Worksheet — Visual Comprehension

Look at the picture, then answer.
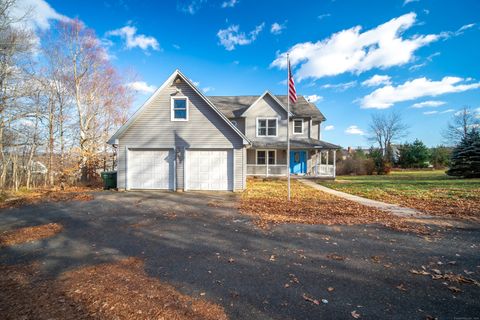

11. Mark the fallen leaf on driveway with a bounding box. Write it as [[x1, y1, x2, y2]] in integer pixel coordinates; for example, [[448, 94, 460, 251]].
[[327, 287, 334, 292], [396, 284, 407, 291], [327, 254, 345, 261], [447, 286, 462, 294], [302, 293, 320, 305], [269, 255, 276, 261], [351, 310, 361, 318], [228, 258, 235, 263], [410, 269, 430, 275]]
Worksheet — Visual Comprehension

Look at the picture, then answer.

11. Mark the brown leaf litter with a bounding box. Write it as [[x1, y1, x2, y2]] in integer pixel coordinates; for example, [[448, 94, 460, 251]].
[[240, 179, 433, 234], [0, 223, 63, 247], [0, 257, 227, 320], [0, 187, 94, 209]]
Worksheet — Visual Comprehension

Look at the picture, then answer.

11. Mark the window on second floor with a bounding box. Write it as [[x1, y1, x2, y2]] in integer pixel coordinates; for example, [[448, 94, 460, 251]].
[[293, 119, 303, 134], [257, 118, 277, 137], [171, 97, 188, 121]]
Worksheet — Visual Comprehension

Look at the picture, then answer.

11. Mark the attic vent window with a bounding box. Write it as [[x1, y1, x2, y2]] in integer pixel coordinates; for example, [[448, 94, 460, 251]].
[[171, 97, 188, 121]]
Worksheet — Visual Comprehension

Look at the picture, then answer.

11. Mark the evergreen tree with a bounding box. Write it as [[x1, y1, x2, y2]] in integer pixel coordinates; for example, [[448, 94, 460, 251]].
[[398, 139, 430, 168], [447, 130, 480, 178]]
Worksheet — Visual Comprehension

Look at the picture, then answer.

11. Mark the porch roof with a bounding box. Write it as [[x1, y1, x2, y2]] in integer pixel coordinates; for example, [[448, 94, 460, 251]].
[[250, 138, 340, 150]]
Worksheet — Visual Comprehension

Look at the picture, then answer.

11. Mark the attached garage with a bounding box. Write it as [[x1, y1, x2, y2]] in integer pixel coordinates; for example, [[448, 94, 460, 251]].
[[185, 149, 233, 191], [127, 149, 174, 190]]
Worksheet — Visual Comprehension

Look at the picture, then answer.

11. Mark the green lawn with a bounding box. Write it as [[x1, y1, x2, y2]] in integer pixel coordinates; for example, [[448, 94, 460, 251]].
[[318, 170, 480, 217]]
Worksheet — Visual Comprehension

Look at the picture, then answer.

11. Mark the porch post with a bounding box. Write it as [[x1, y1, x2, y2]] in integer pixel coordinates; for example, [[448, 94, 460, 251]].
[[326, 150, 329, 166], [315, 150, 319, 176], [333, 150, 336, 178], [266, 157, 269, 177]]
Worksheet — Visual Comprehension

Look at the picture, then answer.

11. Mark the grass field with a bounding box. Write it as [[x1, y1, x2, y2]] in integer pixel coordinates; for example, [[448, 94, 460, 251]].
[[318, 170, 480, 218]]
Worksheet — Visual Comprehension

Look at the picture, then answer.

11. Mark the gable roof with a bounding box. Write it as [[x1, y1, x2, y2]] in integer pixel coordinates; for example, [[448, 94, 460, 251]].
[[207, 94, 326, 121], [238, 91, 293, 117], [108, 69, 250, 145]]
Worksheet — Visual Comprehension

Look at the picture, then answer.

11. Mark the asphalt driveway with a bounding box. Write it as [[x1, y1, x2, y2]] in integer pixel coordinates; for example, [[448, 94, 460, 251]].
[[1, 190, 479, 319]]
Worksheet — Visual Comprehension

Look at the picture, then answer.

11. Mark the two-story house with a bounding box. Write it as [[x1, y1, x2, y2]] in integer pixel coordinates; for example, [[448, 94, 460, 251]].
[[108, 69, 340, 191]]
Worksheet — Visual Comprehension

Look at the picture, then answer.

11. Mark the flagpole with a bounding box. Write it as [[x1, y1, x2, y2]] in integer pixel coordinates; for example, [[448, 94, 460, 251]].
[[287, 54, 291, 201]]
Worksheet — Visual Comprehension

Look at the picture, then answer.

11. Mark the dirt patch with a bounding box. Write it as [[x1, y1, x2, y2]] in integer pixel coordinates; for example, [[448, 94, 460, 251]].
[[239, 179, 433, 234], [0, 258, 228, 320], [0, 223, 63, 247], [0, 187, 95, 209]]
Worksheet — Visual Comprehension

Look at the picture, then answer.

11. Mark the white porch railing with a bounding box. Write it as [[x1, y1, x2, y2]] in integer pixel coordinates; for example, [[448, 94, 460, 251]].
[[247, 164, 288, 176], [247, 164, 335, 177], [312, 164, 335, 177]]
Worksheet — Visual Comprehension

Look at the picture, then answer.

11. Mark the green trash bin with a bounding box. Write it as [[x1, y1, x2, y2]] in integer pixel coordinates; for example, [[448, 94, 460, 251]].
[[101, 171, 117, 190]]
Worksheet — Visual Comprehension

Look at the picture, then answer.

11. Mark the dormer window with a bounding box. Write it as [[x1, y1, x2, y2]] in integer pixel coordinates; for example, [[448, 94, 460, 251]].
[[171, 97, 188, 121], [293, 119, 303, 134], [257, 118, 277, 137]]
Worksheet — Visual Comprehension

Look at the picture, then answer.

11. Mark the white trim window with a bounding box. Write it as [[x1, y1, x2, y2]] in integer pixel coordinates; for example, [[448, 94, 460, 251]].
[[257, 118, 278, 137], [171, 96, 188, 121], [293, 119, 303, 134], [256, 150, 276, 165]]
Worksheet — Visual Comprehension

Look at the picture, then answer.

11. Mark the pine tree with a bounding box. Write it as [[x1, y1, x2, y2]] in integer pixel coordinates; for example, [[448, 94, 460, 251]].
[[447, 130, 480, 178]]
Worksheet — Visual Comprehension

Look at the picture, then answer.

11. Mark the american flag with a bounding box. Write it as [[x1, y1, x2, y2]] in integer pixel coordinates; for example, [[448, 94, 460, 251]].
[[288, 59, 297, 104]]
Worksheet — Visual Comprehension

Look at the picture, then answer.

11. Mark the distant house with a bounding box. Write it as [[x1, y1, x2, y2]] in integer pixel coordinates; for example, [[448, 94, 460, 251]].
[[108, 69, 339, 191]]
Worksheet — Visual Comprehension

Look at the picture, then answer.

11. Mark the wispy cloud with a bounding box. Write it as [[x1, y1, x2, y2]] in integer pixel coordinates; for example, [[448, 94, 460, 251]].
[[270, 22, 286, 35], [423, 110, 438, 115], [127, 81, 156, 94], [324, 125, 335, 131], [106, 24, 160, 52], [305, 94, 323, 103], [411, 100, 446, 108], [12, 0, 69, 30], [271, 13, 440, 81], [322, 81, 357, 92], [361, 76, 480, 109], [221, 0, 238, 8], [345, 125, 365, 135], [202, 86, 214, 93], [317, 13, 331, 20], [178, 0, 206, 15], [440, 109, 456, 114], [403, 0, 419, 6], [217, 23, 265, 50], [362, 75, 392, 87]]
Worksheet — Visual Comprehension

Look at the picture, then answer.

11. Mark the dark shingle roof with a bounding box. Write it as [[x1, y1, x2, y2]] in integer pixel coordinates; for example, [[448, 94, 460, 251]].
[[207, 94, 326, 121], [251, 138, 340, 150]]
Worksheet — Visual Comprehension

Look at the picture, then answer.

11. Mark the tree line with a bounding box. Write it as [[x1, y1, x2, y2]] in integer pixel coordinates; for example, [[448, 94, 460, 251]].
[[0, 0, 133, 191], [338, 107, 480, 177]]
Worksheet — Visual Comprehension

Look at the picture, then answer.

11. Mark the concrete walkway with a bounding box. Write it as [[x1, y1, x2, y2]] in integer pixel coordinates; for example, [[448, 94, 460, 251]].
[[299, 179, 426, 218]]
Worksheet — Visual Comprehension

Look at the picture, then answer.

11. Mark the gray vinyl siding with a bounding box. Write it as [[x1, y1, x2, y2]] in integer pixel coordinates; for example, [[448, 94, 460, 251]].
[[244, 94, 288, 142], [311, 122, 320, 139], [117, 77, 244, 190], [234, 147, 246, 191]]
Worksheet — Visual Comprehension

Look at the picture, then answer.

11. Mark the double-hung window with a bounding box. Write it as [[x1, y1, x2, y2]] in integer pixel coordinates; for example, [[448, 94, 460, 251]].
[[293, 119, 303, 134], [256, 150, 276, 165], [171, 97, 188, 121], [257, 118, 277, 137]]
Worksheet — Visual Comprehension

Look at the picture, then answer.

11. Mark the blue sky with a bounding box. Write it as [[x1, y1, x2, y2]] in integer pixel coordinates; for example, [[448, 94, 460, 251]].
[[27, 0, 480, 147]]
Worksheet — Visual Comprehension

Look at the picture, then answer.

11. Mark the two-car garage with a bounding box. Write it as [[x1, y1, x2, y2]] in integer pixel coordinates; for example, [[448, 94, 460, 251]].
[[126, 148, 233, 191]]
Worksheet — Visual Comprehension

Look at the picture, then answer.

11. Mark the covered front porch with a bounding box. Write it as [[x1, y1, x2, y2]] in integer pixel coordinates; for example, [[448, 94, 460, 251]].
[[246, 140, 338, 178]]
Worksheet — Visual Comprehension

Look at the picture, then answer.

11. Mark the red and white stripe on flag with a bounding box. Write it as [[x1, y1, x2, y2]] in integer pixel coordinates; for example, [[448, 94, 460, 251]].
[[288, 60, 297, 104]]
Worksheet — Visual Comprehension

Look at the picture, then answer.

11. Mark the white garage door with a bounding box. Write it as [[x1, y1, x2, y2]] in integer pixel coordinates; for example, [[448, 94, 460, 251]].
[[128, 149, 174, 190], [186, 150, 233, 191]]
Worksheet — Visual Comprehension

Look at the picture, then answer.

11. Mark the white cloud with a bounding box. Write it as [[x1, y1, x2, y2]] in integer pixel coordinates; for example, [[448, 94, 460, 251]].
[[324, 125, 335, 131], [403, 0, 419, 5], [361, 76, 480, 109], [217, 23, 265, 50], [305, 94, 323, 103], [271, 13, 439, 81], [106, 24, 160, 51], [411, 100, 446, 108], [178, 0, 205, 14], [271, 22, 286, 35], [440, 109, 456, 114], [127, 81, 156, 94], [318, 13, 331, 20], [362, 75, 392, 87], [221, 0, 238, 8], [191, 80, 200, 87], [345, 125, 365, 135], [12, 0, 69, 30], [423, 110, 438, 115], [322, 81, 357, 92], [202, 86, 214, 93]]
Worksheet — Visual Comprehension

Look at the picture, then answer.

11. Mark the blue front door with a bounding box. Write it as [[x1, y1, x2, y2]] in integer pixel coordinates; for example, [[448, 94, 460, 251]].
[[290, 151, 306, 174]]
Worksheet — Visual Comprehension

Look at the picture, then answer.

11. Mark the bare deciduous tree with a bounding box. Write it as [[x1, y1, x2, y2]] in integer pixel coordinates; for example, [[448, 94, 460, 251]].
[[368, 111, 409, 158], [443, 107, 480, 146]]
